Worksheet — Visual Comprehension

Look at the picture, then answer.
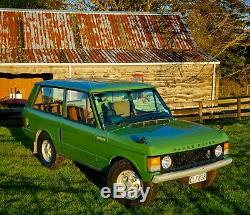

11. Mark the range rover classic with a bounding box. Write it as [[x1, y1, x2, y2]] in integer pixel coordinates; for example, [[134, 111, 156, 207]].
[[22, 80, 232, 207]]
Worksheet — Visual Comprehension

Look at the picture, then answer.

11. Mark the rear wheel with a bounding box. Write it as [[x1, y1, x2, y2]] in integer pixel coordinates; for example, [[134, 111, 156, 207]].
[[37, 132, 64, 169], [179, 170, 218, 189], [107, 159, 157, 207]]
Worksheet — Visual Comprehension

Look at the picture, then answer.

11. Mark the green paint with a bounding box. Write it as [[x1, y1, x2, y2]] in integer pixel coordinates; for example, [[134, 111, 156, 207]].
[[23, 79, 230, 183]]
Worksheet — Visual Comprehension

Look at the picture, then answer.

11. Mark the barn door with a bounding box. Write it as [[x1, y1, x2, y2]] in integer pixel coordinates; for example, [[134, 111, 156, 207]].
[[0, 73, 52, 100]]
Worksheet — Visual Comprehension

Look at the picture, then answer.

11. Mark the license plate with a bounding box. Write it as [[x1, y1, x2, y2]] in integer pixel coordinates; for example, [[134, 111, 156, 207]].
[[189, 173, 207, 184]]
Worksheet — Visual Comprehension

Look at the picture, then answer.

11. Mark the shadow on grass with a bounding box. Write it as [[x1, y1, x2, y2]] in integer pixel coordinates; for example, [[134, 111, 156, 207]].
[[207, 185, 246, 214], [74, 162, 107, 189], [204, 118, 239, 126], [0, 176, 45, 214], [0, 172, 89, 212], [204, 118, 249, 126], [4, 127, 107, 191], [7, 127, 34, 153]]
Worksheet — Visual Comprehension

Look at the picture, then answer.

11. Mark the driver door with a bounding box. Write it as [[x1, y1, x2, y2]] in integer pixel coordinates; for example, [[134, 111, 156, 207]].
[[61, 89, 98, 168]]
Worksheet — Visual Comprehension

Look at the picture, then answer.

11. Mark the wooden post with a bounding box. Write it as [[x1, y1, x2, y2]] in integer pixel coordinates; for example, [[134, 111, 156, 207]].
[[237, 98, 241, 120], [198, 101, 203, 123]]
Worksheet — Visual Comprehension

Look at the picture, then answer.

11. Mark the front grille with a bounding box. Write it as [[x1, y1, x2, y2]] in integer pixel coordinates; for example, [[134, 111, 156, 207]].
[[162, 144, 224, 173]]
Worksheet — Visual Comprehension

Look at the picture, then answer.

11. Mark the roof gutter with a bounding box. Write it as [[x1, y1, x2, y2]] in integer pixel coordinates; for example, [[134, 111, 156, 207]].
[[0, 62, 220, 66]]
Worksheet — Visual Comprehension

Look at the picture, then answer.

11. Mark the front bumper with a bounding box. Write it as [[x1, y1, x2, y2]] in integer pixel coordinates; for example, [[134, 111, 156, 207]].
[[152, 158, 232, 183]]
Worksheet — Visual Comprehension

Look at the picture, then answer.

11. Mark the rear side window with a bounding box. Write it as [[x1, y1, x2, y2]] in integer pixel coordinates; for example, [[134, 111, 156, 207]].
[[33, 87, 64, 116], [66, 90, 95, 127]]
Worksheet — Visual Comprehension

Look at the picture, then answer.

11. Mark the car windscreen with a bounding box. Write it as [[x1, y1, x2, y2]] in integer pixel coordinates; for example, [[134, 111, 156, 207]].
[[93, 89, 171, 127]]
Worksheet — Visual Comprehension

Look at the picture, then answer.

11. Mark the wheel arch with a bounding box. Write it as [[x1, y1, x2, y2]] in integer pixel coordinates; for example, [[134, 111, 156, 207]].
[[109, 156, 142, 178], [33, 129, 50, 154]]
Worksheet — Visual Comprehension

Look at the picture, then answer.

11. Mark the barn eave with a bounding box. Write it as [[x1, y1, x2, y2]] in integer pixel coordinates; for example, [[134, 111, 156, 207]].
[[0, 62, 220, 66]]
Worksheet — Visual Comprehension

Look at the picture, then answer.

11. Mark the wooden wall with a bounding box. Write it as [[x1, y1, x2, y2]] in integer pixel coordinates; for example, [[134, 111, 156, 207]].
[[0, 77, 42, 99], [0, 64, 219, 106]]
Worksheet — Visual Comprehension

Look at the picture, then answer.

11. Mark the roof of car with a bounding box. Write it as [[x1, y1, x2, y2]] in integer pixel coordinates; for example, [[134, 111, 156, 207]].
[[37, 79, 154, 93]]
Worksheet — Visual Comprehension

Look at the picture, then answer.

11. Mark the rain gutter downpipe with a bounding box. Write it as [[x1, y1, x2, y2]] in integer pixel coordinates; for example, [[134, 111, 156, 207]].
[[68, 64, 72, 79]]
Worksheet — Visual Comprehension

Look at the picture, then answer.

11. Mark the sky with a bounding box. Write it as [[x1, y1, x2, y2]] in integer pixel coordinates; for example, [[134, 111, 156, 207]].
[[246, 0, 250, 6]]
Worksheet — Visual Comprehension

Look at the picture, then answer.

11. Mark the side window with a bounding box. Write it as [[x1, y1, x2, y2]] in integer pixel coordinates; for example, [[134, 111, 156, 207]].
[[66, 90, 95, 127], [33, 87, 64, 116]]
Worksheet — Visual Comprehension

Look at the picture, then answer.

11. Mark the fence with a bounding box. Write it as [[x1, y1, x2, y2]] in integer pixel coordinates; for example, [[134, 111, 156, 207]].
[[1, 97, 250, 126], [169, 97, 250, 123]]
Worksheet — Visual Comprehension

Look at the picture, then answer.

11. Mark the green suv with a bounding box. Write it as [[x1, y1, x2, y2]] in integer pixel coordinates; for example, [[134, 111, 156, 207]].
[[22, 79, 232, 207]]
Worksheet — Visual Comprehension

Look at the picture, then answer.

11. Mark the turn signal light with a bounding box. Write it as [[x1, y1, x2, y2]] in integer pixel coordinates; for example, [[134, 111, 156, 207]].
[[224, 142, 230, 155], [147, 157, 161, 172]]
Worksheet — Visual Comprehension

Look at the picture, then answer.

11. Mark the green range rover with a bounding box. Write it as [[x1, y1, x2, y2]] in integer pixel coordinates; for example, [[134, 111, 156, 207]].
[[23, 79, 232, 207]]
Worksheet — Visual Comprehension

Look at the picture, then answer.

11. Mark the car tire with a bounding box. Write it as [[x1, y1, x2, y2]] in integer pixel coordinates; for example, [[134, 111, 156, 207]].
[[179, 170, 218, 189], [107, 159, 157, 207], [37, 132, 64, 169]]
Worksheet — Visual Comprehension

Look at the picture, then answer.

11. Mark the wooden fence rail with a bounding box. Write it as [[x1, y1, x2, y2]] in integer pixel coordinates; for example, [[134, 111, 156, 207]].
[[1, 97, 250, 126], [169, 97, 250, 123]]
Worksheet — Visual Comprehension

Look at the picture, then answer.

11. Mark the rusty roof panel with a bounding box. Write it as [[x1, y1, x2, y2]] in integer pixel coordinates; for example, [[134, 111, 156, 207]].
[[0, 9, 213, 63], [0, 11, 19, 49]]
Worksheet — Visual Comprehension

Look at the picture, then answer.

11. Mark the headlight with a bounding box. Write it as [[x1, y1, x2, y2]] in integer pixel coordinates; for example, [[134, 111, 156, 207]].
[[215, 145, 223, 157], [162, 156, 172, 169]]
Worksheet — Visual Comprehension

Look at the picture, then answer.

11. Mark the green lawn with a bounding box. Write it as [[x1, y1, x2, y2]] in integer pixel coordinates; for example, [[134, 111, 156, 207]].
[[0, 119, 250, 214]]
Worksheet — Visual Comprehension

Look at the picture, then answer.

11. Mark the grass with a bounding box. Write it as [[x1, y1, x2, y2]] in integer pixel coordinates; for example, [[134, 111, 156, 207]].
[[0, 119, 250, 214]]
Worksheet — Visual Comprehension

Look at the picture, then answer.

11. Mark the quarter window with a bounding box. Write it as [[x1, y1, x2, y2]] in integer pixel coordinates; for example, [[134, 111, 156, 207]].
[[66, 90, 95, 127], [33, 87, 64, 116]]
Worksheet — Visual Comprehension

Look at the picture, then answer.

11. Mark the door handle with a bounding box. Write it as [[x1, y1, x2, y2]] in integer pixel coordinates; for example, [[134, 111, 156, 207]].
[[96, 136, 106, 142]]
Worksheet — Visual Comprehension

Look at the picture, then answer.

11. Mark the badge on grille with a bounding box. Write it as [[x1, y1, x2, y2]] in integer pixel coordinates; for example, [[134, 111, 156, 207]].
[[206, 149, 211, 158]]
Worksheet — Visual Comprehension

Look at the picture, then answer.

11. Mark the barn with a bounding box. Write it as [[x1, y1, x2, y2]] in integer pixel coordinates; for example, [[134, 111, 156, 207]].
[[0, 8, 220, 107]]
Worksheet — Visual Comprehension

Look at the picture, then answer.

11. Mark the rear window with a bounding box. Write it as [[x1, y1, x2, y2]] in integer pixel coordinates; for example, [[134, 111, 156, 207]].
[[33, 87, 64, 116]]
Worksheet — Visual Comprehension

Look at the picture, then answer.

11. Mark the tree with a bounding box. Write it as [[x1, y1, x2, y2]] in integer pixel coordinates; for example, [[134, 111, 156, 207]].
[[90, 0, 249, 78], [90, 0, 166, 12], [169, 0, 249, 77], [0, 0, 66, 9], [66, 0, 91, 10]]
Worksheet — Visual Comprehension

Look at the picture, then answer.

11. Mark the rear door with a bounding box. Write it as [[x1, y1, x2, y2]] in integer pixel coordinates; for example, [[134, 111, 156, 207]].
[[61, 89, 100, 168]]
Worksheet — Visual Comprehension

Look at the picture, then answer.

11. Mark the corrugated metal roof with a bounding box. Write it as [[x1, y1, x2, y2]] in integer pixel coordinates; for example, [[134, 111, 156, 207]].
[[0, 9, 213, 63]]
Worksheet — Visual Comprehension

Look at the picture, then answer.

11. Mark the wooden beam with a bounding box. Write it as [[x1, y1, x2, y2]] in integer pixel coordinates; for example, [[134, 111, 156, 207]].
[[237, 98, 241, 120]]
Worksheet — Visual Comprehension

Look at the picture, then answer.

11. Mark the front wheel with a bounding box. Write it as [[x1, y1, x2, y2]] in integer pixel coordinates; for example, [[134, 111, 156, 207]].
[[37, 132, 64, 169], [107, 159, 157, 207]]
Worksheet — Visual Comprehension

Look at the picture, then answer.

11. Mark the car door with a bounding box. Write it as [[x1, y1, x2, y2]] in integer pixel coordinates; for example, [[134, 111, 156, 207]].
[[61, 89, 99, 168]]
